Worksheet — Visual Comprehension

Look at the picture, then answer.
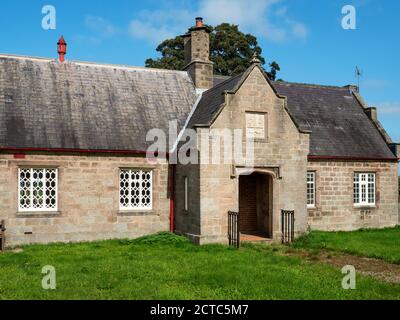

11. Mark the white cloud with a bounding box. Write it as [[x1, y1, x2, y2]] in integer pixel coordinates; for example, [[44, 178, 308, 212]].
[[377, 102, 400, 115], [288, 20, 308, 39], [129, 9, 193, 44], [198, 0, 307, 42], [128, 0, 308, 44], [275, 6, 288, 17], [73, 34, 102, 46], [363, 79, 392, 90], [85, 16, 118, 38]]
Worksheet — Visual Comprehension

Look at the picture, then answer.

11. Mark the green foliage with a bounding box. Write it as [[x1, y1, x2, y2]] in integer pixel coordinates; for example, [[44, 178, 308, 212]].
[[145, 23, 281, 80], [293, 226, 400, 264], [1, 233, 399, 299], [131, 232, 189, 245], [145, 36, 185, 71]]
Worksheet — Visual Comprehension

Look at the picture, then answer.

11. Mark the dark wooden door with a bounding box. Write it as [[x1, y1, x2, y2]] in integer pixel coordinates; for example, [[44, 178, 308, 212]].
[[239, 175, 257, 232]]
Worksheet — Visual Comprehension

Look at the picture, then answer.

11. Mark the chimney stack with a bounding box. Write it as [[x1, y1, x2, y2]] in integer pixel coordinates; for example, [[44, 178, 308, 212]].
[[57, 36, 67, 62], [389, 143, 400, 158], [195, 17, 204, 28], [365, 107, 377, 122], [183, 18, 213, 90]]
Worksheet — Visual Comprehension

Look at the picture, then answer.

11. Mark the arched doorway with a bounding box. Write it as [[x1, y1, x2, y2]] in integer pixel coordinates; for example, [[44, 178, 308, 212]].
[[239, 172, 273, 239]]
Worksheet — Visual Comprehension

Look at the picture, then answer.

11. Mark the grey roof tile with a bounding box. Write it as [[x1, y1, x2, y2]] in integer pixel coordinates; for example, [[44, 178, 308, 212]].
[[191, 73, 396, 159], [273, 81, 395, 159], [0, 55, 395, 160], [0, 55, 197, 152]]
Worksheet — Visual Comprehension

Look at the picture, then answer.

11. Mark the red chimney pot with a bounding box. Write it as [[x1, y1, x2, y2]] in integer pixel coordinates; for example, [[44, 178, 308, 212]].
[[57, 36, 67, 62], [195, 17, 204, 28]]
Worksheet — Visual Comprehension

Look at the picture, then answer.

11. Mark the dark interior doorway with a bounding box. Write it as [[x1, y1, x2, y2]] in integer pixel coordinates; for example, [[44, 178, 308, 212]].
[[239, 173, 272, 238]]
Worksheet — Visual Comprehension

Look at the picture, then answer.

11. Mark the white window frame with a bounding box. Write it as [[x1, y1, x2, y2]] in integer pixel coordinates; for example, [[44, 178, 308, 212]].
[[18, 168, 58, 212], [307, 171, 316, 208], [184, 176, 188, 211], [354, 172, 376, 206], [119, 169, 153, 211]]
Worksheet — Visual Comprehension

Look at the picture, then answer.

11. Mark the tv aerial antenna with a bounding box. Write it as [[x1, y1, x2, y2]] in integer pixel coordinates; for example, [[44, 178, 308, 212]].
[[355, 66, 363, 91]]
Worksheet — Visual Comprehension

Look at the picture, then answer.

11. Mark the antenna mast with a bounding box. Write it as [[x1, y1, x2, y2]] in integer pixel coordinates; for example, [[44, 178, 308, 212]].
[[355, 66, 362, 91]]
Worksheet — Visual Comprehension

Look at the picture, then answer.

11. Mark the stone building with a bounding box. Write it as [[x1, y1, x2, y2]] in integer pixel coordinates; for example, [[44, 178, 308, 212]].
[[0, 18, 398, 247]]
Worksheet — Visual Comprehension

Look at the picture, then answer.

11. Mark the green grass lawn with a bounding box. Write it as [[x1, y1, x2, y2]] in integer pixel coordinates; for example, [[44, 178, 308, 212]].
[[0, 232, 399, 300], [293, 226, 400, 264]]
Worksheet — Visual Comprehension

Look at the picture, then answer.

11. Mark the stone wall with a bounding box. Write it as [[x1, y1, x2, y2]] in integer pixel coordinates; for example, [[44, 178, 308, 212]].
[[175, 66, 310, 244], [183, 25, 213, 90], [0, 153, 170, 247], [307, 160, 399, 230], [174, 162, 201, 242]]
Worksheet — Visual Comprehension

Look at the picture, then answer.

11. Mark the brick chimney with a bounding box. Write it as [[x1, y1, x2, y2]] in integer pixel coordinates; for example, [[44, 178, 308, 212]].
[[57, 36, 67, 62], [183, 17, 213, 90]]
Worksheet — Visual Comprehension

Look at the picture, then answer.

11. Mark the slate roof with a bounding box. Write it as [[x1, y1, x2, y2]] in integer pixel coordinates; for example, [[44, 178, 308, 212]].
[[213, 75, 231, 87], [273, 81, 396, 159], [189, 68, 396, 159], [188, 73, 244, 127], [0, 55, 395, 160], [0, 54, 197, 152]]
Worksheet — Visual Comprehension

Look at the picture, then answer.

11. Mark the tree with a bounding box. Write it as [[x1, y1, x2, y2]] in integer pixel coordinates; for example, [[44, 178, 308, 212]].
[[145, 23, 281, 80]]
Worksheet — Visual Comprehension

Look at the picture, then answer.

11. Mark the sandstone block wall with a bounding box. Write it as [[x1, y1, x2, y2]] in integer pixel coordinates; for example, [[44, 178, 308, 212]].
[[0, 153, 170, 247], [175, 67, 310, 244], [307, 161, 399, 230], [174, 162, 201, 241]]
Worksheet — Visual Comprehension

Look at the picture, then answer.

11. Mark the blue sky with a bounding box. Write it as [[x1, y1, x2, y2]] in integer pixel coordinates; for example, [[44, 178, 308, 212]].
[[0, 0, 399, 143]]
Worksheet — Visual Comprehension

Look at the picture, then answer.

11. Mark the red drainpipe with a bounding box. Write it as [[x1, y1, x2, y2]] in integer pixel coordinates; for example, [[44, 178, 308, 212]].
[[169, 164, 176, 233]]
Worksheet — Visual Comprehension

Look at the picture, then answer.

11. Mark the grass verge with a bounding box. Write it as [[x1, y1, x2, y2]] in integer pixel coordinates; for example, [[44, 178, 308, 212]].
[[293, 226, 400, 264], [0, 232, 399, 300]]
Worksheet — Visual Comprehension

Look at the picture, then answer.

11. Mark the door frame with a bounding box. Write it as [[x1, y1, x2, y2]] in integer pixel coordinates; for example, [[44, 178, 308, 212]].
[[235, 167, 280, 240]]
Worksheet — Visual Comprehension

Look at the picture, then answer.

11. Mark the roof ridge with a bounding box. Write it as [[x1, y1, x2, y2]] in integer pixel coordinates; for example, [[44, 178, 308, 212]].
[[273, 80, 349, 90], [213, 75, 231, 79], [207, 72, 243, 92], [0, 53, 189, 75]]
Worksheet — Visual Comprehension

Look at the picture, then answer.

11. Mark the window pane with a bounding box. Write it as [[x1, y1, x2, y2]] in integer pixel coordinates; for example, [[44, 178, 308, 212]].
[[184, 177, 188, 211], [361, 184, 366, 202], [45, 169, 57, 209], [307, 172, 315, 206], [368, 173, 375, 204], [354, 173, 360, 204], [119, 169, 152, 210], [19, 168, 57, 212], [19, 169, 31, 209], [354, 172, 375, 205]]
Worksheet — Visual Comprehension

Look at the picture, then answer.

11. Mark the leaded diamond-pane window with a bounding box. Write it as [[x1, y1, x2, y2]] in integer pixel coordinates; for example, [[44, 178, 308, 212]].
[[354, 173, 375, 206], [19, 168, 58, 212], [119, 169, 152, 210]]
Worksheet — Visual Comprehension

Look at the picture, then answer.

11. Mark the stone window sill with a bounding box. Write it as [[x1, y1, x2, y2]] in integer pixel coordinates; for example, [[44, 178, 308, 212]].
[[242, 138, 270, 143], [16, 211, 61, 218], [117, 210, 159, 216], [354, 205, 377, 210]]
